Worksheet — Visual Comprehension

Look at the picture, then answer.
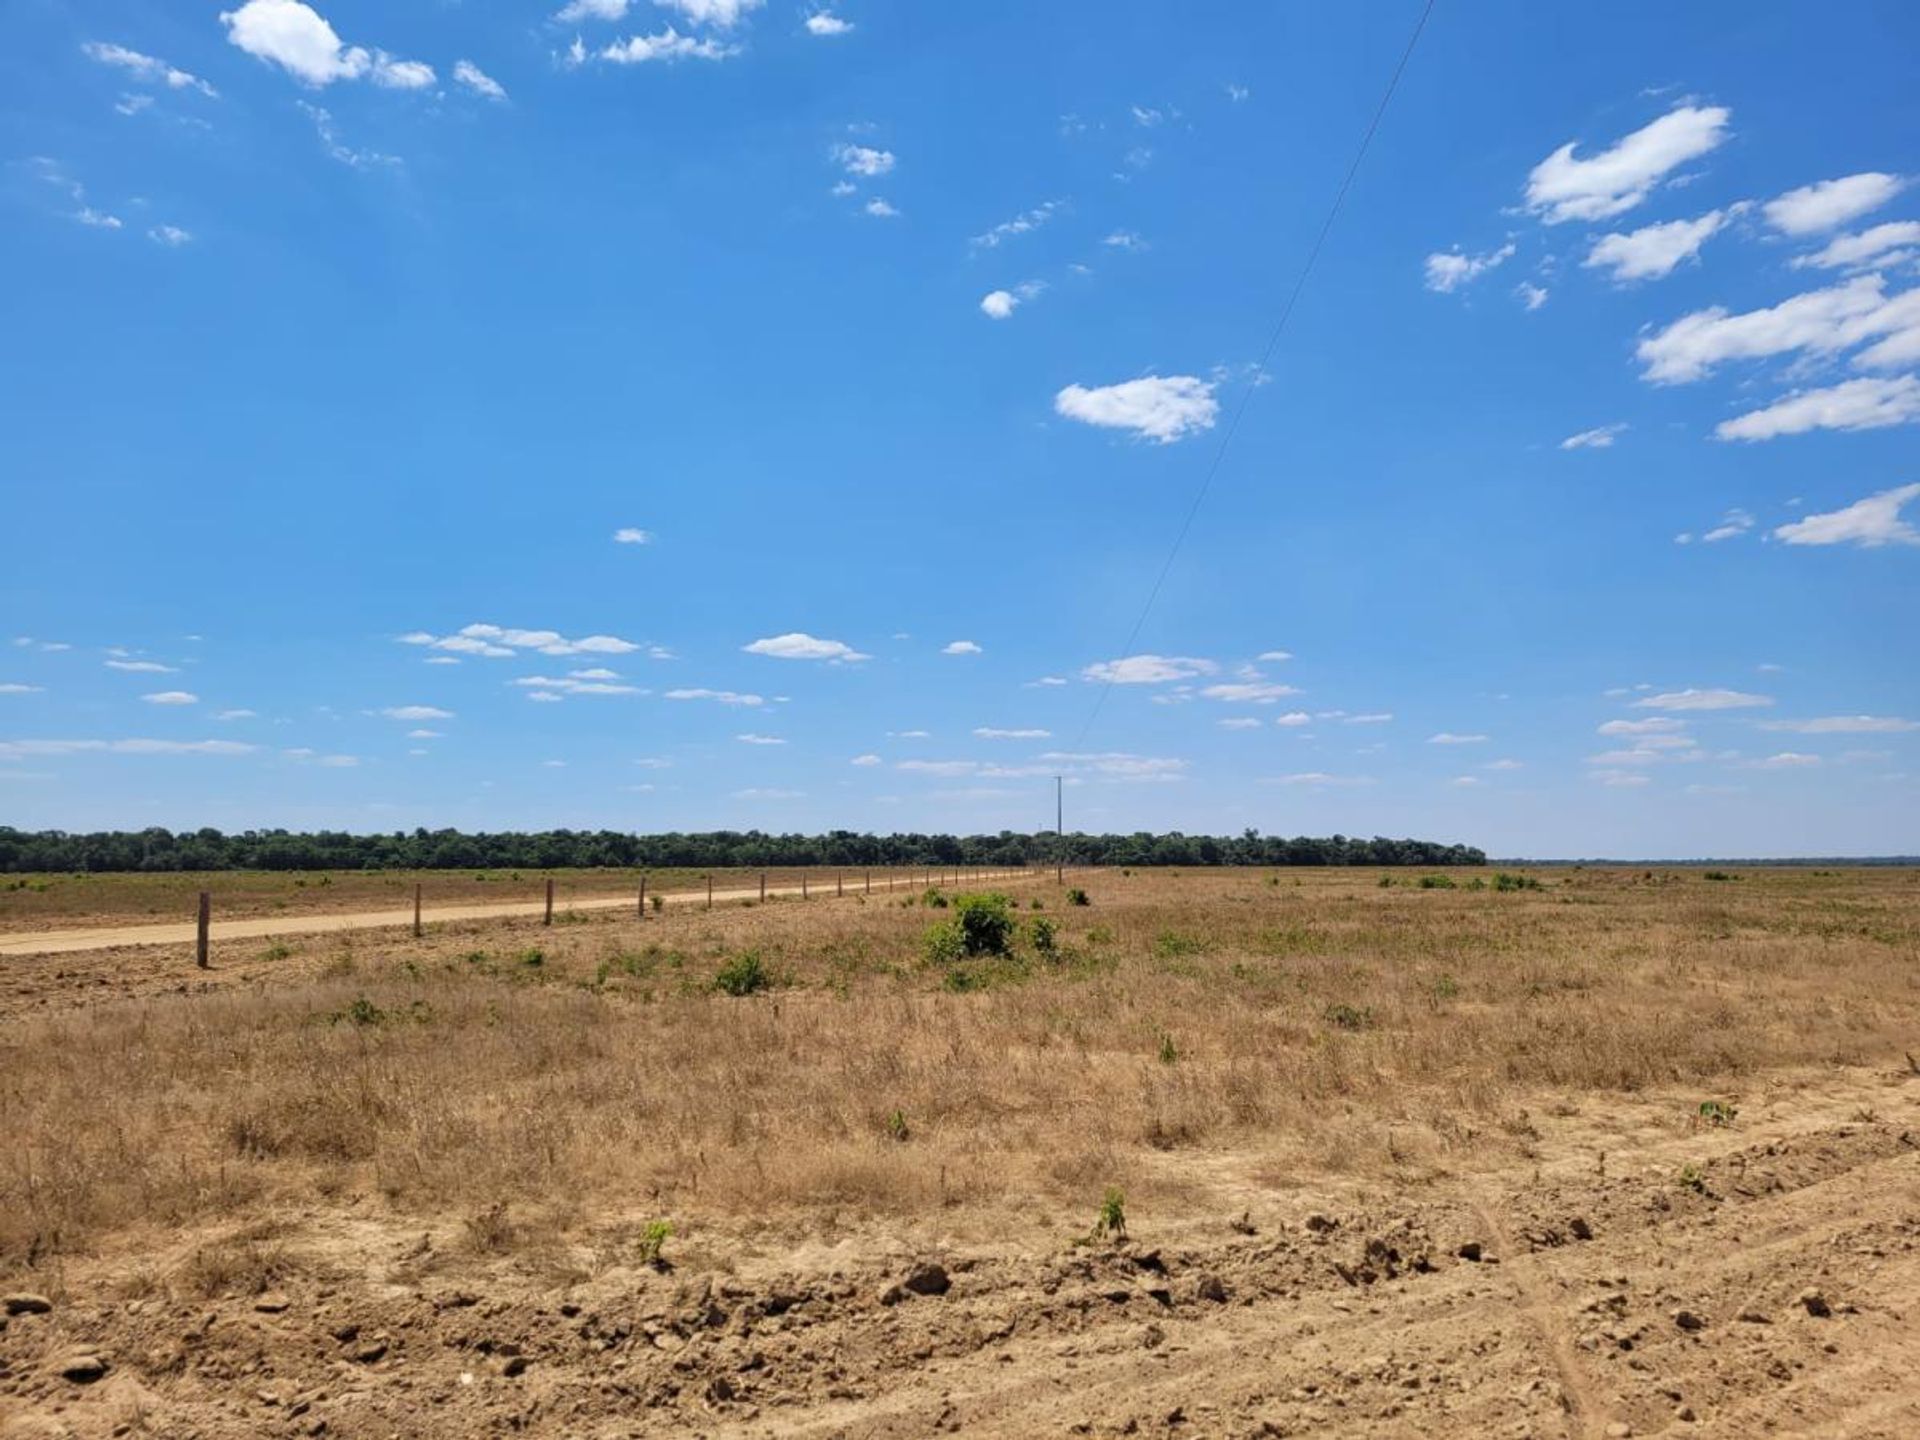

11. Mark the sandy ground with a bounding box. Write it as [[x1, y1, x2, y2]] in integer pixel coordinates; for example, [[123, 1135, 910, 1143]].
[[0, 870, 1033, 959], [3, 1067, 1915, 1438]]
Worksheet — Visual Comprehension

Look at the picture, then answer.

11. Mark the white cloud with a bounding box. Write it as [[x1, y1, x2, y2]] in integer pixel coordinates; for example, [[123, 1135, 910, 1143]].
[[1423, 241, 1515, 293], [970, 202, 1062, 250], [1637, 275, 1920, 385], [401, 624, 643, 658], [1345, 712, 1393, 725], [75, 207, 123, 230], [105, 659, 177, 673], [509, 674, 641, 696], [0, 738, 256, 759], [141, 691, 198, 705], [215, 709, 257, 721], [1759, 715, 1917, 734], [1560, 422, 1627, 450], [1525, 105, 1731, 224], [1773, 482, 1920, 548], [1591, 770, 1652, 788], [1598, 716, 1685, 736], [1256, 649, 1294, 662], [1131, 104, 1164, 128], [805, 13, 852, 37], [147, 225, 193, 247], [656, 0, 765, 26], [1515, 281, 1550, 311], [1219, 717, 1262, 731], [81, 41, 217, 97], [220, 1, 432, 89], [1745, 751, 1823, 770], [850, 753, 881, 765], [1483, 758, 1525, 771], [1450, 775, 1483, 788], [1427, 732, 1488, 744], [974, 727, 1050, 739], [0, 684, 45, 695], [979, 281, 1046, 321], [453, 60, 506, 100], [526, 691, 563, 703], [1274, 711, 1312, 727], [1584, 209, 1732, 282], [1081, 655, 1216, 685], [595, 28, 736, 63], [833, 143, 895, 177], [1681, 507, 1756, 543], [733, 787, 803, 800], [743, 632, 870, 662], [1633, 688, 1772, 711], [298, 102, 400, 169], [1199, 682, 1299, 704], [1055, 375, 1219, 443], [863, 197, 899, 219], [1794, 221, 1920, 272], [736, 732, 785, 745], [1265, 772, 1376, 788], [1763, 172, 1906, 236], [1718, 376, 1920, 441], [406, 727, 440, 738], [379, 705, 453, 721], [1103, 229, 1147, 251], [665, 687, 764, 706], [1226, 83, 1249, 103], [941, 640, 982, 656], [555, 0, 630, 19], [612, 527, 653, 545], [1025, 675, 1068, 688], [1036, 750, 1189, 783]]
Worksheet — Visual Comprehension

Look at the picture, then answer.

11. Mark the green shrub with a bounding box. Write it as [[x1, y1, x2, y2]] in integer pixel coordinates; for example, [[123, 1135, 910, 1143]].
[[1704, 870, 1736, 883], [1029, 916, 1058, 956], [1418, 874, 1457, 890], [1090, 1186, 1127, 1242], [1493, 872, 1542, 892], [714, 950, 770, 996], [1323, 1002, 1373, 1031], [636, 1220, 672, 1267], [1066, 887, 1090, 907]]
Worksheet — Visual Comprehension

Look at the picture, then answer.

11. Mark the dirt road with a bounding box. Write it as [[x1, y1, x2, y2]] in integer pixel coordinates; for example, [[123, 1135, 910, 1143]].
[[0, 869, 1036, 958]]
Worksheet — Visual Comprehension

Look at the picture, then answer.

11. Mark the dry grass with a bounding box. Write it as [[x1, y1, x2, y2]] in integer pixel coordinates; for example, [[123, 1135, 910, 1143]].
[[3, 866, 1917, 1280]]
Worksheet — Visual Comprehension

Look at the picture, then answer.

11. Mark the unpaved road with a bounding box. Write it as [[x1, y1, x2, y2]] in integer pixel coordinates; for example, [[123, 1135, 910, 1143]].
[[5, 1068, 1916, 1437], [0, 869, 1036, 958]]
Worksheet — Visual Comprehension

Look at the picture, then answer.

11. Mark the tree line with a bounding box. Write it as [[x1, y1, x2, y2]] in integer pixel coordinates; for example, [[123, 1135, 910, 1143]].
[[0, 826, 1485, 874]]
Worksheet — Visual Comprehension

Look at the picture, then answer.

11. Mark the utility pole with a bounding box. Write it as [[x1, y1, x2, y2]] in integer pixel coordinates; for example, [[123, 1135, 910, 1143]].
[[1055, 774, 1064, 885]]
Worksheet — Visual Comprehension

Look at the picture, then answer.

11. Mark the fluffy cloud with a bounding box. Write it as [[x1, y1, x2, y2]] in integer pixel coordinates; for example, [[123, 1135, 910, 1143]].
[[105, 659, 177, 673], [1718, 376, 1920, 441], [509, 673, 642, 696], [1266, 772, 1376, 788], [148, 225, 193, 247], [1561, 422, 1627, 450], [743, 632, 870, 662], [833, 143, 895, 177], [141, 691, 198, 705], [1676, 507, 1755, 544], [1759, 715, 1918, 734], [612, 527, 653, 544], [1515, 282, 1550, 311], [805, 13, 853, 37], [1423, 242, 1515, 293], [1199, 682, 1299, 704], [941, 640, 982, 656], [1524, 105, 1731, 224], [970, 202, 1061, 250], [980, 281, 1045, 320], [1055, 375, 1219, 443], [400, 624, 643, 658], [378, 705, 453, 721], [220, 1, 433, 88], [1637, 275, 1920, 385], [863, 198, 899, 218], [850, 753, 881, 765], [735, 732, 785, 745], [1080, 655, 1217, 685], [656, 0, 765, 25], [1597, 716, 1686, 737], [1584, 209, 1733, 282], [1428, 732, 1488, 744], [973, 727, 1051, 739], [1632, 688, 1772, 711], [1219, 717, 1262, 731], [593, 29, 736, 63], [1794, 221, 1920, 273], [1762, 172, 1906, 235], [1772, 482, 1920, 548], [1745, 751, 1822, 770], [665, 687, 764, 706], [1274, 711, 1312, 727], [1036, 751, 1190, 783], [453, 60, 506, 100], [0, 684, 45, 695], [0, 738, 256, 759], [82, 41, 217, 97]]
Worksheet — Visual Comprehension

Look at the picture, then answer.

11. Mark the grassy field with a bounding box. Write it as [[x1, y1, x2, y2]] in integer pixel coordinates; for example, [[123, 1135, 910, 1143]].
[[0, 864, 968, 931], [3, 864, 1917, 1436]]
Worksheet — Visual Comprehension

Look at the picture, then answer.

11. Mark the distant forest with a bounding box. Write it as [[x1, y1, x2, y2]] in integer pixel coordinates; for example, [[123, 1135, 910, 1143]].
[[0, 827, 1487, 874]]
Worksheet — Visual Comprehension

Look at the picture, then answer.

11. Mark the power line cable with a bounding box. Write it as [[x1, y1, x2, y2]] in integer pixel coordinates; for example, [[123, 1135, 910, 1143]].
[[1071, 0, 1439, 752]]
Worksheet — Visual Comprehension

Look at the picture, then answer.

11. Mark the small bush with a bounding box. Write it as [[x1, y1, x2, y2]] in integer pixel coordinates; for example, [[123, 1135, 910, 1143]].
[[1157, 1032, 1178, 1065], [636, 1220, 672, 1267], [1090, 1186, 1127, 1243], [649, 892, 664, 911], [714, 950, 770, 996], [1704, 870, 1737, 883], [1697, 1099, 1738, 1127], [1323, 1002, 1373, 1031], [1029, 916, 1058, 956], [1066, 887, 1090, 907], [1418, 875, 1457, 891], [885, 1109, 910, 1143], [1493, 872, 1542, 892]]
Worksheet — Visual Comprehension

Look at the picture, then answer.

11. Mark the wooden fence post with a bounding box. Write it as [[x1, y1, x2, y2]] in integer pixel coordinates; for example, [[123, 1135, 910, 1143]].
[[706, 875, 713, 910], [802, 874, 809, 900], [837, 872, 843, 898], [760, 871, 766, 902], [638, 873, 647, 918], [413, 882, 423, 938], [196, 890, 210, 969], [544, 878, 554, 926]]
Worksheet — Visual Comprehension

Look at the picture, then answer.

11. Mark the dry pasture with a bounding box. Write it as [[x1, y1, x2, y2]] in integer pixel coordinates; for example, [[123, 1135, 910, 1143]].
[[1, 865, 1917, 1438]]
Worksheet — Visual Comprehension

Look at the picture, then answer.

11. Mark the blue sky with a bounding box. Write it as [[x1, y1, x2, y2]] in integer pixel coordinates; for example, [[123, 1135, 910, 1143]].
[[3, 1, 1917, 857]]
